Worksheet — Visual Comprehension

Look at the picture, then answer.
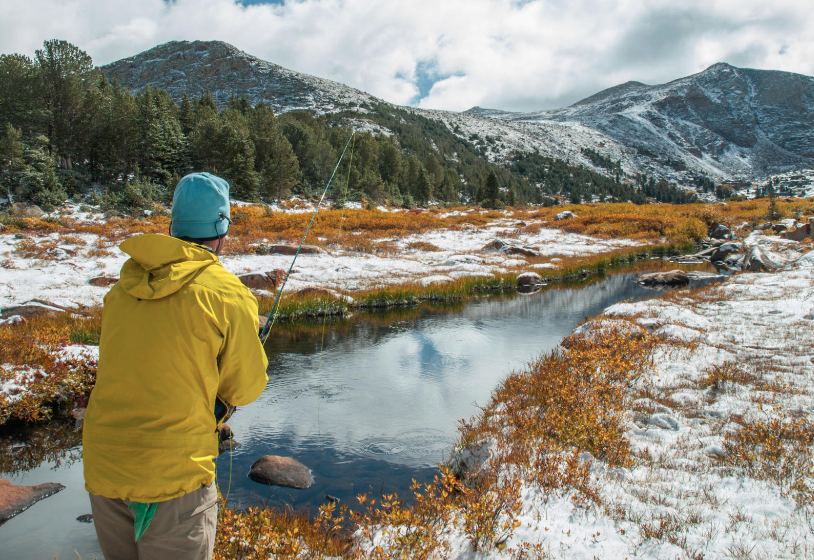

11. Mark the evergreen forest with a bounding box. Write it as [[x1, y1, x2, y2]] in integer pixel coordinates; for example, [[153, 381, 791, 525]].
[[1, 39, 702, 214]]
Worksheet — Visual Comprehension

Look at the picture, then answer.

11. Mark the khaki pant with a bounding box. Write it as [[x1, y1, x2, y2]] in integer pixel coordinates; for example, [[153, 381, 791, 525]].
[[89, 483, 217, 560]]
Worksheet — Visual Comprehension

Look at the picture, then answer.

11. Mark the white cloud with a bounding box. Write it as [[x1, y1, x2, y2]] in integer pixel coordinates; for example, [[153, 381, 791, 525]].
[[1, 0, 812, 112]]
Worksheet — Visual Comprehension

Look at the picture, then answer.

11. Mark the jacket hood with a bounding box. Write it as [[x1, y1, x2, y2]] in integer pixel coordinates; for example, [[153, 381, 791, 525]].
[[118, 234, 219, 300]]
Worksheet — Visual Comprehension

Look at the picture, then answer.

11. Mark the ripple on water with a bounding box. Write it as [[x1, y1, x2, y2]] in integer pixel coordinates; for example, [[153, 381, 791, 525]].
[[359, 429, 451, 464]]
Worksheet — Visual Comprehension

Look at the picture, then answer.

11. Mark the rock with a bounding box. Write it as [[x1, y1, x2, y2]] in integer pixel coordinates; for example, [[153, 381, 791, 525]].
[[76, 513, 93, 523], [248, 455, 313, 489], [637, 270, 689, 286], [743, 245, 779, 272], [783, 222, 813, 241], [218, 439, 242, 455], [0, 223, 5, 232], [407, 208, 423, 214], [258, 315, 268, 332], [648, 413, 680, 431], [710, 224, 731, 239], [710, 242, 742, 263], [238, 270, 286, 291], [514, 221, 528, 227], [10, 203, 44, 218], [755, 222, 772, 231], [771, 223, 787, 233], [516, 272, 543, 286], [481, 239, 507, 252], [263, 244, 321, 255], [217, 423, 233, 442], [0, 301, 66, 321], [505, 246, 539, 257], [88, 276, 118, 287], [0, 479, 65, 522], [419, 275, 453, 286], [555, 211, 577, 221]]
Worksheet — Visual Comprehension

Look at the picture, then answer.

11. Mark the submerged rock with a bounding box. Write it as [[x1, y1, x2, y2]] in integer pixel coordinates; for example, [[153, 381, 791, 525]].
[[248, 455, 313, 489], [76, 513, 93, 523], [0, 480, 65, 522], [638, 270, 689, 286]]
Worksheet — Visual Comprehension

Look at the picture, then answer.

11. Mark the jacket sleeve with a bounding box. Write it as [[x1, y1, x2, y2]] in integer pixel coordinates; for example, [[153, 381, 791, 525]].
[[217, 293, 269, 407]]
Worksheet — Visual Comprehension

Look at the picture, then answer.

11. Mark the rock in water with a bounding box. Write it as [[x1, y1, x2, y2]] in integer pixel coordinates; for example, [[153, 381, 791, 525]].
[[516, 272, 543, 286], [218, 439, 242, 455], [638, 270, 689, 286], [0, 480, 65, 522], [76, 513, 93, 523], [248, 456, 313, 489]]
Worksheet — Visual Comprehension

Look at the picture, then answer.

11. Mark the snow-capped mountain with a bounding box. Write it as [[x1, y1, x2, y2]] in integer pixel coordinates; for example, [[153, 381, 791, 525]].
[[104, 41, 814, 184], [475, 63, 814, 182]]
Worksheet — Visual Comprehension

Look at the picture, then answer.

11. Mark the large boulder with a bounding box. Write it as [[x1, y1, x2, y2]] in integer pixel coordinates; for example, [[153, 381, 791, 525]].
[[10, 203, 44, 218], [743, 246, 779, 272], [783, 222, 813, 241], [638, 270, 689, 286], [555, 211, 577, 221], [0, 480, 65, 522], [248, 455, 313, 489], [505, 246, 539, 257], [710, 224, 731, 239], [517, 272, 543, 286], [710, 242, 742, 263], [238, 270, 286, 291], [0, 301, 67, 321]]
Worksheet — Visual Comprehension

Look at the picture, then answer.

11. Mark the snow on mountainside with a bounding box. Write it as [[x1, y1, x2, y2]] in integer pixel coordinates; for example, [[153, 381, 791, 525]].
[[478, 63, 814, 182], [103, 40, 378, 114], [104, 42, 814, 184]]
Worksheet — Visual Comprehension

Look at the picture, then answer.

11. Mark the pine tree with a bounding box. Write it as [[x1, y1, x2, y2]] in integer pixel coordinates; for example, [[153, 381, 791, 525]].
[[507, 184, 516, 207], [484, 170, 500, 208], [20, 134, 66, 211], [414, 167, 432, 205], [0, 123, 26, 200]]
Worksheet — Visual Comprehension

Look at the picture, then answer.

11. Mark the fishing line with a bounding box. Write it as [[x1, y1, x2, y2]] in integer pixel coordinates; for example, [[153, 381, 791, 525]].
[[317, 133, 355, 442], [260, 131, 357, 344]]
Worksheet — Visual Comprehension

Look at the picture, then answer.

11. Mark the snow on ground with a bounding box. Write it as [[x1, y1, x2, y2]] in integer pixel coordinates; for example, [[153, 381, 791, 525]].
[[469, 233, 814, 560], [0, 209, 641, 309]]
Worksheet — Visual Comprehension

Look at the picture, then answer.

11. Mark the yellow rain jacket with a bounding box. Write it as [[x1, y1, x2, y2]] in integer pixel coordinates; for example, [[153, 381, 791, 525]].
[[83, 234, 269, 503]]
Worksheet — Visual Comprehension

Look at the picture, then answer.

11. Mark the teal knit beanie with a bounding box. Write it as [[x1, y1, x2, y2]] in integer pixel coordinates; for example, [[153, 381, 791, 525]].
[[171, 173, 231, 240]]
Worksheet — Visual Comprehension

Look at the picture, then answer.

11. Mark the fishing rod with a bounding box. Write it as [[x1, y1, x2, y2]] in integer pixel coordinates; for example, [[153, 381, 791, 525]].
[[258, 130, 356, 344]]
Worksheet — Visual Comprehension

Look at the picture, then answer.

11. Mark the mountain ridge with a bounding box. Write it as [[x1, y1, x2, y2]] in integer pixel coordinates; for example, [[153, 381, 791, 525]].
[[103, 41, 814, 184]]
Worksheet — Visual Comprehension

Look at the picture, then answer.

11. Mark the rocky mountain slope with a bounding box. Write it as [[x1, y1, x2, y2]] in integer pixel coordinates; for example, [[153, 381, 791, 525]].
[[475, 63, 814, 182], [103, 41, 814, 185]]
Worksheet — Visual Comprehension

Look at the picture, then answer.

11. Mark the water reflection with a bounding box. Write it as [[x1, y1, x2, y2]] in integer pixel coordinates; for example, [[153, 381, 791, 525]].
[[216, 273, 663, 512]]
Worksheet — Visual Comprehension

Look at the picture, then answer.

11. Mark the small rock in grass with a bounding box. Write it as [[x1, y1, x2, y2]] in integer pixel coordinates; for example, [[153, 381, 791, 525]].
[[0, 480, 65, 522], [482, 239, 507, 252], [555, 211, 577, 221], [76, 513, 93, 523], [248, 456, 313, 489], [89, 276, 118, 287], [263, 244, 321, 255], [238, 270, 286, 291], [11, 203, 44, 218], [505, 246, 539, 257]]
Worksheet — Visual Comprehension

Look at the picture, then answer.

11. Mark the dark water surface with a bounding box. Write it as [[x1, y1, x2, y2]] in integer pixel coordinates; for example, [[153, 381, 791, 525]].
[[1, 272, 700, 559]]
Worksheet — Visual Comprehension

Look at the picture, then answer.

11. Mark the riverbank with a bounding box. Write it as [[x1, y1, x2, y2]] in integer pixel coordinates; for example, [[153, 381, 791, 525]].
[[209, 230, 814, 560]]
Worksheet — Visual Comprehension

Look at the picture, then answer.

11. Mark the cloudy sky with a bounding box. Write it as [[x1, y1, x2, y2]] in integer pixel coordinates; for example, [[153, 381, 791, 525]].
[[1, 0, 812, 112]]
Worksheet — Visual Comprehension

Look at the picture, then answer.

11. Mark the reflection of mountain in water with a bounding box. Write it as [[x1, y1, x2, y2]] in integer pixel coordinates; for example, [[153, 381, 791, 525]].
[[222, 273, 656, 511]]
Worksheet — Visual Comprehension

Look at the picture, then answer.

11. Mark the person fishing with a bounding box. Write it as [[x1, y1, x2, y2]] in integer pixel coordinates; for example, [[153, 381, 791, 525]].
[[82, 172, 269, 560]]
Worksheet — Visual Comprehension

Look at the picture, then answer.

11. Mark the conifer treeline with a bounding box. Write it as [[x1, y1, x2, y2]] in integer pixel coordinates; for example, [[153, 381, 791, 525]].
[[0, 39, 696, 213]]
